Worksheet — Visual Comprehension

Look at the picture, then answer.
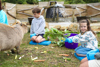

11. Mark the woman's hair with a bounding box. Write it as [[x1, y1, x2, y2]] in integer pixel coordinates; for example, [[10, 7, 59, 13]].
[[79, 19, 96, 35], [0, 0, 2, 11]]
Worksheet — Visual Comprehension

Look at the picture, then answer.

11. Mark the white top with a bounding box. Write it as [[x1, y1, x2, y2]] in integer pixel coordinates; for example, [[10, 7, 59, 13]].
[[69, 31, 98, 49], [30, 15, 45, 35]]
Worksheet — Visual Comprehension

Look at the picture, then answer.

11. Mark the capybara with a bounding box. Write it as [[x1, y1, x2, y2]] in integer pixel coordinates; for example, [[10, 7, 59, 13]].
[[0, 23, 28, 54]]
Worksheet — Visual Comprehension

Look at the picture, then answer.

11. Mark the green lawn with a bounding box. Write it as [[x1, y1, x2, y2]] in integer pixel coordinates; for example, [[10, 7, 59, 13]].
[[0, 33, 100, 67]]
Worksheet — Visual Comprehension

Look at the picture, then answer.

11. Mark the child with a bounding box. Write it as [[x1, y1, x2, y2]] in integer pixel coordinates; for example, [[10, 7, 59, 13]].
[[0, 0, 8, 25], [30, 7, 45, 43], [65, 19, 98, 57]]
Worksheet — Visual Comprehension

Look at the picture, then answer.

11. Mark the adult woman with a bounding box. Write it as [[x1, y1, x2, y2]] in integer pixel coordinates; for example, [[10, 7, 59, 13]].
[[0, 0, 8, 25]]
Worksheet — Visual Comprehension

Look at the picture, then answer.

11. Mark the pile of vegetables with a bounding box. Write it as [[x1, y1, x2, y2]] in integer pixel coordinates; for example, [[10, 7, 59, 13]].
[[43, 28, 79, 47]]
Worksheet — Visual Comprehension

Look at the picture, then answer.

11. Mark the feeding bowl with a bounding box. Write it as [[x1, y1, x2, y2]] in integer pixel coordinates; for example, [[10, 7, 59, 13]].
[[65, 33, 78, 49]]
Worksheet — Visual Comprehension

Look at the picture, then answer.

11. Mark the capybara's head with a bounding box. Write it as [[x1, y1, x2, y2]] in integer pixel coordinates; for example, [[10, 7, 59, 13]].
[[12, 20, 21, 26], [20, 23, 28, 34]]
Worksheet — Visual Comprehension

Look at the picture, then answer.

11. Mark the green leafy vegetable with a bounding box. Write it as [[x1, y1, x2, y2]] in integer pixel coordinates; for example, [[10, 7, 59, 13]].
[[44, 28, 79, 47]]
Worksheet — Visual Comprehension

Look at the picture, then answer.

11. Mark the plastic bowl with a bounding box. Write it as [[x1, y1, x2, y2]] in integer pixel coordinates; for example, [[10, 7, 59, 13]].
[[65, 33, 78, 49]]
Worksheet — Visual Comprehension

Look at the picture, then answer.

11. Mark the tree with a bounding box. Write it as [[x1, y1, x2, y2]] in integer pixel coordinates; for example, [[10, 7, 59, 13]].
[[17, 0, 27, 4], [1, 0, 100, 4], [72, 0, 85, 4], [4, 0, 17, 3], [83, 0, 99, 3], [26, 0, 38, 4]]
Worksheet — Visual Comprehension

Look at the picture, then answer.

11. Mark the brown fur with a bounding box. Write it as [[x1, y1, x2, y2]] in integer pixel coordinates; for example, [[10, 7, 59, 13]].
[[45, 22, 49, 29], [54, 25, 61, 30], [41, 9, 45, 15], [12, 19, 21, 26], [0, 23, 28, 54]]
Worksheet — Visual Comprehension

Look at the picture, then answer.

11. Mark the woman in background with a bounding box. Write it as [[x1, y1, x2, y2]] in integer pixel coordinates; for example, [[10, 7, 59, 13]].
[[0, 0, 8, 25]]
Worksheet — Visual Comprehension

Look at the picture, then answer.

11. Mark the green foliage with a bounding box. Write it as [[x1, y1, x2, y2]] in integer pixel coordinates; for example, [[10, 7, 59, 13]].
[[4, 0, 17, 3], [2, 0, 100, 4], [2, 0, 38, 4], [26, 0, 38, 4], [17, 0, 27, 4], [72, 0, 85, 4], [83, 0, 99, 3], [64, 0, 85, 4], [44, 28, 79, 47], [66, 0, 100, 4]]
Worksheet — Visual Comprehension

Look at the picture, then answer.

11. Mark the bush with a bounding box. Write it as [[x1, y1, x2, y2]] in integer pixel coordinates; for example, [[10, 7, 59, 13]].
[[64, 0, 85, 4], [17, 0, 27, 4], [26, 0, 38, 4], [72, 0, 85, 4], [4, 0, 17, 3]]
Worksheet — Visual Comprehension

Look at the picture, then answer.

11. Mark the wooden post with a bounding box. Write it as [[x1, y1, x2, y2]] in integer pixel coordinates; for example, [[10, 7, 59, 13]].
[[52, 7, 56, 22], [56, 6, 59, 23], [72, 9, 75, 22], [44, 8, 47, 21]]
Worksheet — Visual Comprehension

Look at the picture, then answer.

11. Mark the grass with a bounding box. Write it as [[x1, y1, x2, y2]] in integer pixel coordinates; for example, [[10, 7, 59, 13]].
[[0, 33, 100, 67]]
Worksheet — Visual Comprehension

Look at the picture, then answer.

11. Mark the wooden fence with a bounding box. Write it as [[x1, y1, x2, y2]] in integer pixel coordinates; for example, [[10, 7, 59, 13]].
[[4, 2, 100, 23]]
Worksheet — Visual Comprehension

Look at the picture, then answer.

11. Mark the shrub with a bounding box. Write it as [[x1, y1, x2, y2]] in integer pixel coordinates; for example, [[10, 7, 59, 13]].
[[26, 0, 38, 4]]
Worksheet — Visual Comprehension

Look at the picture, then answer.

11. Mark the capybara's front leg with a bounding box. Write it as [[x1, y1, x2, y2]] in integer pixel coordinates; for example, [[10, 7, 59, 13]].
[[11, 49, 15, 54], [0, 45, 2, 51], [15, 46, 20, 54]]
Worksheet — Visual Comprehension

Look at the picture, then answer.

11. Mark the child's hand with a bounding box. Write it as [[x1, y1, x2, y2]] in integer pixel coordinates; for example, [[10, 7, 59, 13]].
[[65, 38, 73, 43]]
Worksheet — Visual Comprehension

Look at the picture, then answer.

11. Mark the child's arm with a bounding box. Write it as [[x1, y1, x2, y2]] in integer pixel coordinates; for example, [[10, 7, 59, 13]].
[[65, 34, 80, 43], [69, 31, 96, 43], [68, 34, 80, 43], [34, 19, 45, 35]]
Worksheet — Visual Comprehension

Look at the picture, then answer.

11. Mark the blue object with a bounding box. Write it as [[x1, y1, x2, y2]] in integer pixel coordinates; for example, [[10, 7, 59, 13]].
[[30, 33, 36, 38], [65, 38, 73, 43], [65, 33, 78, 49], [74, 53, 85, 61], [86, 49, 99, 60], [75, 46, 92, 55], [0, 10, 8, 25], [38, 41, 51, 46], [29, 41, 37, 45], [29, 34, 51, 46]]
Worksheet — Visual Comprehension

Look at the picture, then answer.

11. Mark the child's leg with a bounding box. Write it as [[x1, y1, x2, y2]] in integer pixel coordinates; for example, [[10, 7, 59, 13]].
[[76, 53, 86, 57], [39, 38, 45, 42], [31, 36, 38, 41], [80, 57, 88, 64], [75, 46, 82, 52], [75, 46, 92, 57], [35, 34, 45, 43], [35, 36, 45, 43], [35, 36, 43, 43], [79, 61, 88, 67]]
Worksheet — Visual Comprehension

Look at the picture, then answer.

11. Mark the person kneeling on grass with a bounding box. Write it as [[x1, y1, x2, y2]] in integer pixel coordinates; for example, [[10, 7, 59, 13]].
[[65, 19, 98, 57], [30, 7, 45, 43]]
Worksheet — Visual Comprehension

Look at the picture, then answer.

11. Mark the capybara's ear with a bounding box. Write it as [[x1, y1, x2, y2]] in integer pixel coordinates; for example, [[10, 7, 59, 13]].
[[15, 19, 21, 24], [16, 22, 18, 24], [20, 23, 22, 26]]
